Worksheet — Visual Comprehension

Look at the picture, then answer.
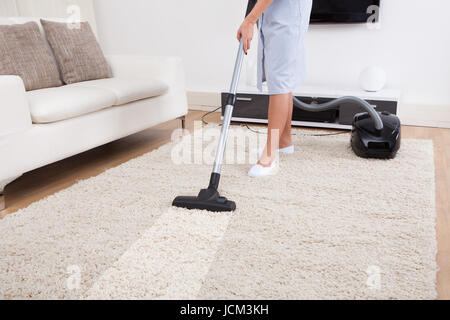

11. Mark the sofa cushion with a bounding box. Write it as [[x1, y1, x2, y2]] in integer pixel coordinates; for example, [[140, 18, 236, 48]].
[[0, 21, 62, 91], [40, 19, 112, 84], [27, 86, 116, 124], [69, 78, 169, 106]]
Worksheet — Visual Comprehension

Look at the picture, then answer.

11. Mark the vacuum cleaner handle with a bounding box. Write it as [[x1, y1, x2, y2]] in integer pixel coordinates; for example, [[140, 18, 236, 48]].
[[246, 0, 258, 17]]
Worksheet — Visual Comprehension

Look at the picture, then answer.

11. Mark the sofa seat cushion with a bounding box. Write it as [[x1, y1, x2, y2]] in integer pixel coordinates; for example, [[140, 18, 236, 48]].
[[69, 78, 169, 106], [27, 86, 116, 124]]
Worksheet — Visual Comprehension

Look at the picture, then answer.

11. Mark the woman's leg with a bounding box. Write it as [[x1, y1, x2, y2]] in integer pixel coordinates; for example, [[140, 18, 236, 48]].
[[279, 93, 293, 149], [258, 93, 292, 166]]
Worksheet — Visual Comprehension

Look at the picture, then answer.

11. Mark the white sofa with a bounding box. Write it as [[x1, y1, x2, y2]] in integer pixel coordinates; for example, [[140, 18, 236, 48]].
[[0, 18, 188, 210]]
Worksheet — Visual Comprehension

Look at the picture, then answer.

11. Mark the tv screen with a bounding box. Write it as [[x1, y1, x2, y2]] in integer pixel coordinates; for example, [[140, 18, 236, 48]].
[[310, 0, 381, 24]]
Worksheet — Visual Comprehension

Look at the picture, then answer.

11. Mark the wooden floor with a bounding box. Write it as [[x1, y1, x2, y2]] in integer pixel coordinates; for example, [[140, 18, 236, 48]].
[[1, 110, 449, 300]]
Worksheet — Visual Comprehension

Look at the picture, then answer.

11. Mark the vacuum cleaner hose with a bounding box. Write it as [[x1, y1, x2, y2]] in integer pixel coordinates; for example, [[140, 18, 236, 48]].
[[293, 96, 384, 131]]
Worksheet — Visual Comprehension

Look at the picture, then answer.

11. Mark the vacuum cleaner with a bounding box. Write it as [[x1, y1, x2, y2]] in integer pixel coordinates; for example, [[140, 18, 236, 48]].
[[172, 0, 401, 212]]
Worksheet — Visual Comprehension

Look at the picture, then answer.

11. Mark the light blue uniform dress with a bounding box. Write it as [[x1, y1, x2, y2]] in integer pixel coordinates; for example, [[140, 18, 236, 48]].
[[257, 0, 313, 95]]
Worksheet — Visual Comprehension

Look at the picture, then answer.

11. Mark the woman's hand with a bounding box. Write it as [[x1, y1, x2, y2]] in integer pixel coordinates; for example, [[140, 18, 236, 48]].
[[237, 0, 273, 54], [237, 19, 255, 54]]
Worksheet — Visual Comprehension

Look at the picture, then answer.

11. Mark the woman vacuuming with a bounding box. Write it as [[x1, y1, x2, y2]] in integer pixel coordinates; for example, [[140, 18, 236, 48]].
[[237, 0, 312, 177]]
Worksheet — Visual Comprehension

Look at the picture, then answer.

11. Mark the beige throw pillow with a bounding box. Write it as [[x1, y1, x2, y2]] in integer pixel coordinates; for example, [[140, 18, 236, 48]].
[[41, 19, 112, 84], [0, 22, 62, 91]]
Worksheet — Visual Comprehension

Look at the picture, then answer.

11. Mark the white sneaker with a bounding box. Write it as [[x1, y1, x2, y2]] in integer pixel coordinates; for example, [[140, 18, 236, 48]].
[[248, 161, 279, 178], [250, 145, 295, 155]]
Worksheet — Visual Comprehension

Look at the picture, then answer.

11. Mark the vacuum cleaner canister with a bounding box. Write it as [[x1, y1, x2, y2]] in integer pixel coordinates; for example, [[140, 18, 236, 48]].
[[351, 111, 401, 159]]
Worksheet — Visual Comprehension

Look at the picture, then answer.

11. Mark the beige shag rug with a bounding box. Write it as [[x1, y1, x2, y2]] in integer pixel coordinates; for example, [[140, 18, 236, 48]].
[[0, 125, 437, 300]]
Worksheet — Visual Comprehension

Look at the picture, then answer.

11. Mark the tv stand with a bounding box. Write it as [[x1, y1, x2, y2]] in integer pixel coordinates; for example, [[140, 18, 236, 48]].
[[221, 85, 401, 130]]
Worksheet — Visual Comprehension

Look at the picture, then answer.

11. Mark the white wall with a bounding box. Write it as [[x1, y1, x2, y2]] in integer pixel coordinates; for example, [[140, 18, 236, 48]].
[[0, 0, 98, 32], [94, 0, 450, 109], [94, 0, 247, 93]]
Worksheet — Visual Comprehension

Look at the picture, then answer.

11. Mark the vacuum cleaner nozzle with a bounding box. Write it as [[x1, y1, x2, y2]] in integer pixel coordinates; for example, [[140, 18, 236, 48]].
[[172, 188, 236, 212], [172, 173, 236, 212]]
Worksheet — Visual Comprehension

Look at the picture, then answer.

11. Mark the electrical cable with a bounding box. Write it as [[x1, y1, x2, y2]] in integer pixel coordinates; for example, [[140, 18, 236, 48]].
[[201, 107, 222, 125]]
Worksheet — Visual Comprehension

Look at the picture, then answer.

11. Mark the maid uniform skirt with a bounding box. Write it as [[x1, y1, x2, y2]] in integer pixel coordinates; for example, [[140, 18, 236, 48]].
[[257, 0, 313, 94]]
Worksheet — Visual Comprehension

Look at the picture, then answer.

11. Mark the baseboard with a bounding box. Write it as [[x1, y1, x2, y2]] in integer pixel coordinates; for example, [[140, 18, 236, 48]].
[[398, 104, 450, 129], [189, 105, 220, 112], [188, 91, 450, 129], [187, 91, 221, 109]]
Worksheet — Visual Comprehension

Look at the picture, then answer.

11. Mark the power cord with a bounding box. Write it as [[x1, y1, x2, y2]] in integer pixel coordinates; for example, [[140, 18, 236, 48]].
[[201, 107, 222, 125]]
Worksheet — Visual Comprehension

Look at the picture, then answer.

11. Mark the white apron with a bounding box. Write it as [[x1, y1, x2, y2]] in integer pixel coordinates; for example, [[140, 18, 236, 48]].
[[257, 0, 312, 94]]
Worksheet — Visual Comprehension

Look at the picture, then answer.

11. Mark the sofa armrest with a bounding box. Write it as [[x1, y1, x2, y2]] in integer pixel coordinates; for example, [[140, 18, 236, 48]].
[[0, 76, 32, 137], [106, 55, 188, 119], [106, 55, 186, 89]]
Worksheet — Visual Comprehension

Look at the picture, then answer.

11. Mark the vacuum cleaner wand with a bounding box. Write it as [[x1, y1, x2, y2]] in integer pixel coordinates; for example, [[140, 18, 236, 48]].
[[172, 39, 245, 212], [172, 0, 257, 212], [172, 1, 258, 212]]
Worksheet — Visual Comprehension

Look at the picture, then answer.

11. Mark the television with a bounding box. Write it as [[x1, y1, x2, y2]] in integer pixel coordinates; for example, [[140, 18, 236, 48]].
[[310, 0, 381, 24]]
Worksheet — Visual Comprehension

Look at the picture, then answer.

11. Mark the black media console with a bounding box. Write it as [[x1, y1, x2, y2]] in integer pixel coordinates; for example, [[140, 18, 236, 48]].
[[221, 88, 400, 130]]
